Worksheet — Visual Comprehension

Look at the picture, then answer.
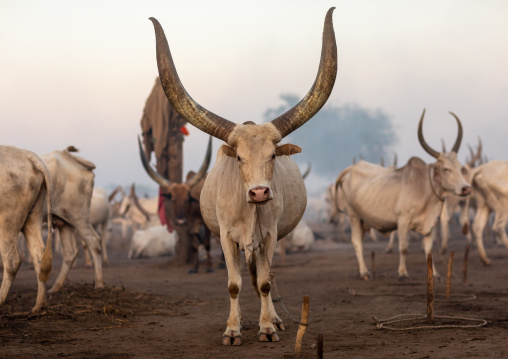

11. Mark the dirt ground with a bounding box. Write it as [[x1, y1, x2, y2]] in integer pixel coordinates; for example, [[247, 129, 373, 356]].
[[2, 223, 508, 358]]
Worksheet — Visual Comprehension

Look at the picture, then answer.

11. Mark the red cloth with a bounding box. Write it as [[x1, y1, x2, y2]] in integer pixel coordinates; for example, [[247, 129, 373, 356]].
[[180, 126, 189, 136], [158, 188, 173, 233]]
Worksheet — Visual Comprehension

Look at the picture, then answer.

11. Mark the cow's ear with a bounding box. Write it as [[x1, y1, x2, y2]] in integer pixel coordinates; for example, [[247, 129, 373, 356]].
[[276, 144, 302, 156], [221, 144, 236, 158]]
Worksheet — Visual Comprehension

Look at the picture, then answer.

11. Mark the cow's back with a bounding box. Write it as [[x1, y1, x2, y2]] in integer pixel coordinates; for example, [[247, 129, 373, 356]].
[[41, 150, 95, 224]]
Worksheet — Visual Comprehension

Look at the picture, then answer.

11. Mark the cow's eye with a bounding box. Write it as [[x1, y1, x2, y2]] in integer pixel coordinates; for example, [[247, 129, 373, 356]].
[[272, 154, 276, 160], [237, 156, 241, 162]]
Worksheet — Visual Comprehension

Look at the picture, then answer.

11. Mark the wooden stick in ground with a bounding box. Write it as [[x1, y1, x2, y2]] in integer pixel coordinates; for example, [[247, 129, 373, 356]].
[[371, 251, 375, 279], [317, 333, 323, 359], [295, 296, 310, 354], [446, 250, 455, 299], [427, 253, 434, 323], [463, 245, 470, 284]]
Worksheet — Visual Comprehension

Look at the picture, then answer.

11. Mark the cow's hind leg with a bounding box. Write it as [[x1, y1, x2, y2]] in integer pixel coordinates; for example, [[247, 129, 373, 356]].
[[48, 225, 78, 293], [22, 208, 50, 313], [349, 214, 369, 279], [491, 212, 508, 250], [0, 231, 22, 310], [188, 233, 200, 274], [75, 224, 104, 289], [220, 231, 242, 346]]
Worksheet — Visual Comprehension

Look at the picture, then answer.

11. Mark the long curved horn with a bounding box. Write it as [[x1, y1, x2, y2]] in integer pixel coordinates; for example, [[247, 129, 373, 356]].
[[302, 162, 312, 180], [138, 136, 172, 190], [129, 183, 152, 222], [108, 186, 121, 202], [150, 19, 236, 143], [448, 112, 463, 153], [417, 109, 440, 159], [467, 137, 482, 167], [440, 138, 447, 153], [187, 136, 213, 187], [270, 7, 338, 138]]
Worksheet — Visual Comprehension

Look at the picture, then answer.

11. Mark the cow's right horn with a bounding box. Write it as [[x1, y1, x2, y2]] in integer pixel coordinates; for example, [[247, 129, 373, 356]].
[[150, 18, 236, 143], [417, 109, 440, 159]]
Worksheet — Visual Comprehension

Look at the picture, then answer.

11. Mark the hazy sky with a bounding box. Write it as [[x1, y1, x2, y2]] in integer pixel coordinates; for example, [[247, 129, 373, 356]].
[[1, 1, 507, 194]]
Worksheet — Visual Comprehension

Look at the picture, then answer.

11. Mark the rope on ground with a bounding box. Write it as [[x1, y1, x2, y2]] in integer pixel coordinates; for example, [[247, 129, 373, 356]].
[[348, 288, 476, 302], [372, 313, 487, 330]]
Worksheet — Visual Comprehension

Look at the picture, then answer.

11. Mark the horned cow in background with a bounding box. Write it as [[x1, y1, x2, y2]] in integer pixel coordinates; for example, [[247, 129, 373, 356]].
[[0, 146, 53, 313], [41, 147, 104, 293], [336, 110, 471, 280], [150, 6, 337, 345], [139, 136, 213, 273]]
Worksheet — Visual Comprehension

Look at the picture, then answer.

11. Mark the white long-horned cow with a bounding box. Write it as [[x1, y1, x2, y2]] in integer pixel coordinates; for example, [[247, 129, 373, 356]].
[[138, 136, 214, 273], [0, 145, 53, 313], [468, 159, 508, 265], [336, 110, 471, 280], [40, 147, 104, 293], [149, 7, 337, 345]]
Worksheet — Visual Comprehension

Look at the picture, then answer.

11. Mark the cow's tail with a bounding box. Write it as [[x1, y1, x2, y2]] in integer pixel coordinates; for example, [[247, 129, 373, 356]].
[[37, 159, 53, 282], [333, 166, 351, 214]]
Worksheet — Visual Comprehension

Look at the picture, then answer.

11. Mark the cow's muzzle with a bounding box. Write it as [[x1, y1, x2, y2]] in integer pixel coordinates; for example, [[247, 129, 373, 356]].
[[460, 185, 471, 196], [248, 186, 272, 203]]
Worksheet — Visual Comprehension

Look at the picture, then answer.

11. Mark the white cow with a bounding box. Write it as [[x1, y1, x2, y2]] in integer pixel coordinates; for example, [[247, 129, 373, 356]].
[[41, 147, 104, 293], [0, 145, 53, 312], [278, 221, 315, 253], [336, 110, 471, 280], [468, 160, 508, 265], [82, 188, 111, 267], [128, 225, 178, 259], [149, 7, 337, 345]]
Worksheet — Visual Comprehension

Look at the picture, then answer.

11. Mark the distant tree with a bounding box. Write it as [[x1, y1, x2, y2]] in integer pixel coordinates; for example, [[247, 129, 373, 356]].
[[263, 94, 397, 179]]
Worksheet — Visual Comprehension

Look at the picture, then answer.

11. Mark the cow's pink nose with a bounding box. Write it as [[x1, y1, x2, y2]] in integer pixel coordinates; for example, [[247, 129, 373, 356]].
[[462, 186, 471, 196], [249, 186, 270, 202]]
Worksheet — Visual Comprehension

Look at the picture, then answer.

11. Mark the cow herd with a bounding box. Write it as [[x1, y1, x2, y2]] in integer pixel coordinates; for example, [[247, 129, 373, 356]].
[[1, 6, 508, 349]]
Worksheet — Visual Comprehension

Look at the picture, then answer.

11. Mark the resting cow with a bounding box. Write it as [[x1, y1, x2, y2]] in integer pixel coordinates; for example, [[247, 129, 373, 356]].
[[0, 145, 53, 312]]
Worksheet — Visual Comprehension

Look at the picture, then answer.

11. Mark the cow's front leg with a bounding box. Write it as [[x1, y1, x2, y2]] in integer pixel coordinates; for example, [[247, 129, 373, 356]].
[[255, 231, 282, 342], [220, 232, 242, 346], [422, 228, 440, 280], [397, 222, 410, 279]]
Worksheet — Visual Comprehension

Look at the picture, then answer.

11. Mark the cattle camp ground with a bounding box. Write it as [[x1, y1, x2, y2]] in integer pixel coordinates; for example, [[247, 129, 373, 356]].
[[3, 4, 508, 359]]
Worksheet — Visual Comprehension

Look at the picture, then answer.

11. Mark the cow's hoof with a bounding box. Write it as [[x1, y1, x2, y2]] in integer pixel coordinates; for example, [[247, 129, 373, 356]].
[[385, 248, 393, 254], [258, 332, 280, 342], [275, 323, 285, 331], [206, 268, 215, 274], [398, 275, 409, 282], [222, 336, 242, 346], [360, 273, 371, 280], [482, 260, 491, 267], [188, 268, 198, 274]]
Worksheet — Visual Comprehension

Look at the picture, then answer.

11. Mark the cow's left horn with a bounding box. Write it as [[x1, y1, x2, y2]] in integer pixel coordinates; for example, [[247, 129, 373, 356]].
[[187, 136, 212, 187], [417, 109, 440, 159], [150, 18, 236, 143], [449, 112, 463, 153], [138, 136, 172, 190], [270, 7, 338, 138]]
